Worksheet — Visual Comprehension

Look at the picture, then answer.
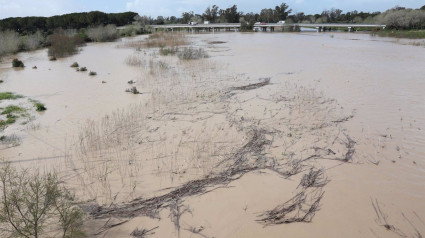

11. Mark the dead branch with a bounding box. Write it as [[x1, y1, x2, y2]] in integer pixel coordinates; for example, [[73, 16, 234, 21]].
[[230, 78, 271, 91], [371, 198, 407, 237], [130, 226, 159, 238], [298, 168, 329, 188], [257, 189, 324, 225]]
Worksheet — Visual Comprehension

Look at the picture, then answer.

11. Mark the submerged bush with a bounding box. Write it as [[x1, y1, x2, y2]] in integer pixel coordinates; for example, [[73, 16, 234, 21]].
[[79, 67, 87, 72], [143, 32, 188, 48], [12, 58, 24, 67], [35, 102, 47, 111], [89, 71, 97, 76], [159, 47, 178, 56], [120, 24, 143, 37], [47, 29, 85, 58], [87, 24, 118, 42], [125, 86, 140, 94], [20, 31, 45, 51], [177, 47, 208, 60], [71, 62, 79, 67]]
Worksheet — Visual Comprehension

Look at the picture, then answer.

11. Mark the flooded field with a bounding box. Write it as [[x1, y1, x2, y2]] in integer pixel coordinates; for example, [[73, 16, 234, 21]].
[[0, 32, 424, 237]]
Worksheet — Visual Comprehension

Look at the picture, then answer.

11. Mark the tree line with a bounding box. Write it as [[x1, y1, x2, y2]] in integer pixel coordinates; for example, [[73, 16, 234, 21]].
[[0, 11, 138, 34], [1, 3, 424, 34], [137, 3, 425, 30]]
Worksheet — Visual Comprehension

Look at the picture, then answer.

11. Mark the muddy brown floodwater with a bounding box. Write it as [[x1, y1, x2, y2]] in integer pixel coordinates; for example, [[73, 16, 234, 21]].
[[0, 32, 424, 238]]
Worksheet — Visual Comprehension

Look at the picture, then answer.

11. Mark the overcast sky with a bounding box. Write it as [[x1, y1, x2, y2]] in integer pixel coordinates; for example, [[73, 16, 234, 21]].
[[0, 0, 423, 19]]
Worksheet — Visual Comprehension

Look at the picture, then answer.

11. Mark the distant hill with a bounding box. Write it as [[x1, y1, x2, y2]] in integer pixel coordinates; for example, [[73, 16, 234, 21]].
[[0, 11, 138, 33]]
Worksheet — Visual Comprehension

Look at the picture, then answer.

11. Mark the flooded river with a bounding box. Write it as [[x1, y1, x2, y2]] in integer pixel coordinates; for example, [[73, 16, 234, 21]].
[[0, 32, 424, 237]]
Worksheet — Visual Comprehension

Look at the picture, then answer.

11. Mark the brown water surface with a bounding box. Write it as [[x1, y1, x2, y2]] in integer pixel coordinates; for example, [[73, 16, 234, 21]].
[[0, 33, 424, 237]]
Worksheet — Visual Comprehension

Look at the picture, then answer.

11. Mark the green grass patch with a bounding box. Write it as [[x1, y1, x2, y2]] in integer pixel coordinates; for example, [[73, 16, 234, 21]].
[[373, 30, 425, 39], [0, 105, 26, 129], [1, 105, 24, 115], [0, 92, 23, 101]]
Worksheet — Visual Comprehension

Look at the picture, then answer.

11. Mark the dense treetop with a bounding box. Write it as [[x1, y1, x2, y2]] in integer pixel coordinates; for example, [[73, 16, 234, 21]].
[[0, 11, 138, 33]]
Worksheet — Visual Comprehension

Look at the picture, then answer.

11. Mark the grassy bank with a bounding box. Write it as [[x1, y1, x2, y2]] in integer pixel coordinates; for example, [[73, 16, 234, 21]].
[[373, 30, 425, 39]]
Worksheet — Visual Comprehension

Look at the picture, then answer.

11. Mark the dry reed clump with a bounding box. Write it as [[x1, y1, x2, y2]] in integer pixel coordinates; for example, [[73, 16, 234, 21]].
[[145, 32, 188, 48], [177, 47, 208, 60], [125, 54, 145, 67], [0, 31, 20, 58], [47, 29, 84, 58], [86, 24, 118, 42], [121, 33, 188, 50]]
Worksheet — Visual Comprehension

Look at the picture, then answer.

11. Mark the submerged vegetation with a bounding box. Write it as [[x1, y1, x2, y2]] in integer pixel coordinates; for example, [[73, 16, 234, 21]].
[[11, 58, 24, 68], [0, 93, 46, 129], [86, 24, 118, 42], [0, 92, 23, 101], [125, 86, 141, 94], [159, 47, 178, 56], [144, 32, 188, 48], [373, 29, 425, 39], [0, 31, 45, 59], [47, 30, 85, 58], [177, 47, 209, 60]]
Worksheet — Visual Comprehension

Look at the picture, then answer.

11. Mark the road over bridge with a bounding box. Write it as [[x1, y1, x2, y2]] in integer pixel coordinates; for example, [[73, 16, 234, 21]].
[[150, 23, 386, 33]]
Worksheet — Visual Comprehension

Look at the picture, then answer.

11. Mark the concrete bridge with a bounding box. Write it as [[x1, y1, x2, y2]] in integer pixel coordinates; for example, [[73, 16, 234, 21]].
[[151, 23, 241, 33], [150, 23, 386, 33]]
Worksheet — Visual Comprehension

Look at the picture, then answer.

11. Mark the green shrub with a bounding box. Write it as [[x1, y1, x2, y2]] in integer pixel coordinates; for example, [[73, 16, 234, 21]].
[[12, 58, 24, 67], [35, 102, 47, 111], [79, 67, 87, 72], [1, 105, 24, 115], [70, 62, 79, 67], [89, 71, 97, 76]]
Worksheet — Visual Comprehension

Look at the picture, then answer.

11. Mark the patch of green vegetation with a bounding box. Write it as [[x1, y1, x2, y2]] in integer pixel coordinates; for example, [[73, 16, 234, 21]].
[[35, 102, 47, 111], [0, 80, 3, 83], [373, 30, 425, 39], [29, 99, 47, 111], [0, 116, 17, 128], [0, 92, 23, 101], [89, 71, 97, 76], [79, 67, 87, 72], [1, 105, 24, 115], [0, 106, 23, 128], [70, 62, 79, 67]]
